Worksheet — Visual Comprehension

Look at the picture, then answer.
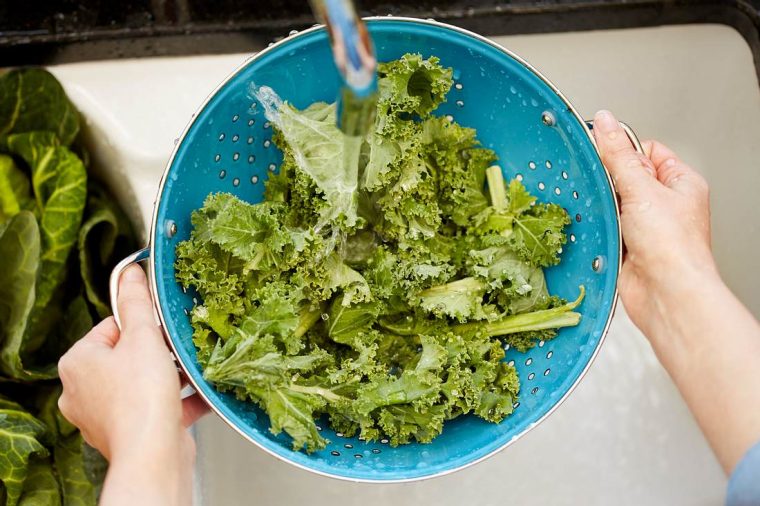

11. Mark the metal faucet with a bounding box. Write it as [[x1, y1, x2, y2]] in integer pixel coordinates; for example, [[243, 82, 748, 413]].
[[309, 0, 378, 136]]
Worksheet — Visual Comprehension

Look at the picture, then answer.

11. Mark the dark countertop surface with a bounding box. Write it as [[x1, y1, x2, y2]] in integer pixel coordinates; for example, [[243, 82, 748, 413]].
[[2, 0, 760, 80]]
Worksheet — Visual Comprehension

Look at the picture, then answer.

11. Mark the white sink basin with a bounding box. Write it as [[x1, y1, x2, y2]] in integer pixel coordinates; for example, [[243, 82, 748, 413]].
[[46, 23, 760, 505]]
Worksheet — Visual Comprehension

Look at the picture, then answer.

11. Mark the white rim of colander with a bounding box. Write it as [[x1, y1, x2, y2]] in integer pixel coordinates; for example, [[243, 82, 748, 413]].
[[148, 16, 622, 484]]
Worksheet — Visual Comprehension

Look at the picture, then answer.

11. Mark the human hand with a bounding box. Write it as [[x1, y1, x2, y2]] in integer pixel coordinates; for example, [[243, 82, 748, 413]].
[[58, 264, 208, 504], [592, 110, 718, 347]]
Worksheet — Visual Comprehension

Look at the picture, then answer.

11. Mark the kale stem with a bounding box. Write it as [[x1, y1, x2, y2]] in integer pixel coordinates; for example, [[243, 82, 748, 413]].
[[486, 165, 507, 210], [295, 305, 323, 338], [454, 285, 585, 336], [418, 276, 486, 297]]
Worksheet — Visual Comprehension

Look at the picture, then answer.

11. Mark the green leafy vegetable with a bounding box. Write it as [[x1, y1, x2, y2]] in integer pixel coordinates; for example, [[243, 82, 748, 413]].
[[177, 54, 582, 453], [0, 68, 135, 503]]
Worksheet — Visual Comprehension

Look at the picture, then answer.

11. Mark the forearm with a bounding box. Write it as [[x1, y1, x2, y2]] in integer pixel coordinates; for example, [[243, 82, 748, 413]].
[[100, 429, 195, 506], [649, 270, 760, 473]]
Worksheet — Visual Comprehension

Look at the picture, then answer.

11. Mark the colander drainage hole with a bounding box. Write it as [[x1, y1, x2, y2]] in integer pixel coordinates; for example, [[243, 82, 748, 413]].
[[455, 82, 463, 90], [218, 133, 225, 141], [232, 134, 239, 142], [248, 155, 255, 164], [344, 444, 353, 449], [380, 438, 389, 444], [569, 234, 576, 243], [232, 178, 240, 187], [575, 213, 582, 222], [525, 358, 533, 366], [531, 387, 539, 395], [537, 182, 545, 191], [545, 160, 552, 169], [515, 173, 523, 182], [263, 140, 271, 148], [372, 449, 381, 454], [554, 187, 561, 195], [592, 256, 605, 273], [528, 373, 535, 380], [233, 152, 240, 161], [354, 454, 363, 459], [247, 136, 254, 145], [528, 161, 536, 170], [455, 100, 464, 108], [572, 190, 579, 200], [214, 154, 221, 162], [562, 170, 569, 180], [248, 118, 255, 126], [513, 402, 520, 409], [538, 340, 545, 347], [251, 175, 259, 184], [268, 163, 277, 172], [544, 368, 551, 376], [546, 351, 554, 359], [336, 432, 344, 437], [165, 220, 177, 238], [331, 451, 340, 457], [232, 114, 239, 122], [219, 170, 226, 179]]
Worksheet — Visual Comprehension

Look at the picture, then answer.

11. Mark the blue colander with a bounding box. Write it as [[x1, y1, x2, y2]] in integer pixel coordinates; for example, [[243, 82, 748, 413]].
[[111, 17, 623, 482]]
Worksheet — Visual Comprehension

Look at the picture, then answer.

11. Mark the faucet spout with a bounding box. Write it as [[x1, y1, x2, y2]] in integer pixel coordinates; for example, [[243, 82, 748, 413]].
[[310, 0, 378, 136]]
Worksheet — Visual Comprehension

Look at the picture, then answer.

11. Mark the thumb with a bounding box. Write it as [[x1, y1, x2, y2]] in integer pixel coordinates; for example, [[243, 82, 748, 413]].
[[593, 110, 656, 201]]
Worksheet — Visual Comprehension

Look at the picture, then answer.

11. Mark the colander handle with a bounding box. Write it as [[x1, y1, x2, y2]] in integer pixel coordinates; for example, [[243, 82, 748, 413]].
[[109, 247, 151, 330], [585, 120, 645, 154]]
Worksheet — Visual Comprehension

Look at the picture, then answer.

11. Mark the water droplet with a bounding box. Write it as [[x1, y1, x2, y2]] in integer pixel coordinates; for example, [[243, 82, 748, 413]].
[[320, 313, 329, 321], [289, 29, 298, 36], [530, 98, 538, 107], [509, 85, 517, 94], [251, 175, 259, 184]]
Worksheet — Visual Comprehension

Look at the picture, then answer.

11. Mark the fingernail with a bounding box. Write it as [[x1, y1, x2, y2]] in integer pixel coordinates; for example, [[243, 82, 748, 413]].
[[594, 110, 617, 131], [123, 265, 144, 281]]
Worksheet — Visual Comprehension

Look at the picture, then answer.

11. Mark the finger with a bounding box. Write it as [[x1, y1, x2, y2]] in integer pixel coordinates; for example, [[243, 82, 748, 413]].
[[79, 316, 120, 348], [639, 139, 702, 193], [182, 393, 210, 427], [117, 264, 159, 337], [593, 110, 656, 200]]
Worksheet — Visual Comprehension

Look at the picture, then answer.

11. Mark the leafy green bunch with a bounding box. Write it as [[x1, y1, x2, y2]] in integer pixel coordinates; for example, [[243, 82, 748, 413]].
[[176, 54, 583, 453], [0, 69, 136, 505]]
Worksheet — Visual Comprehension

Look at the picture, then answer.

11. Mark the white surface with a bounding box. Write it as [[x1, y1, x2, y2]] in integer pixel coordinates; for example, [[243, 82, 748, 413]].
[[46, 23, 760, 505]]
